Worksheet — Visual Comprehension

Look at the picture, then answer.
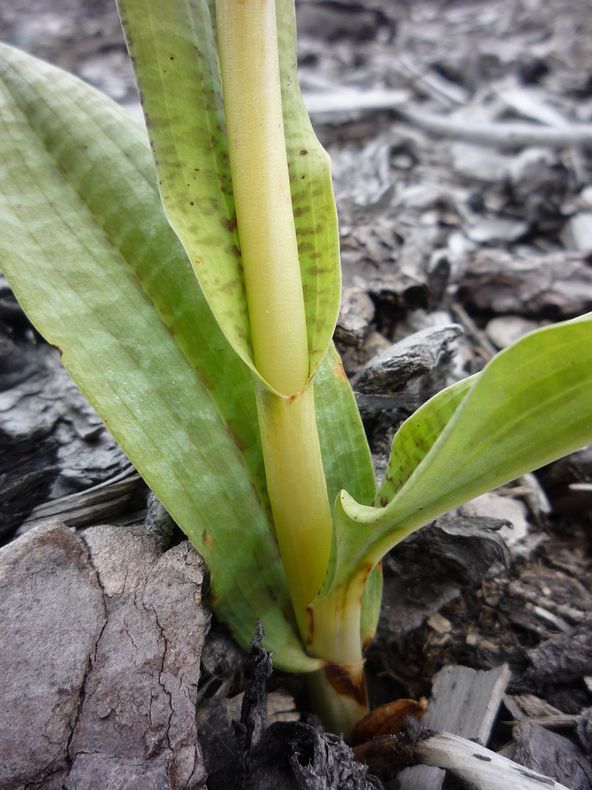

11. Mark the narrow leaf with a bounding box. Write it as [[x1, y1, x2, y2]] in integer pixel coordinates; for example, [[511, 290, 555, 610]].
[[314, 344, 376, 507], [118, 0, 341, 387], [276, 0, 342, 375], [322, 317, 592, 598], [116, 0, 255, 374]]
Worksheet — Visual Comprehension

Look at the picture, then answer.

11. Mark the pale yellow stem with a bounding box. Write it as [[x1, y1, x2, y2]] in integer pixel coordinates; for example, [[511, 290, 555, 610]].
[[256, 386, 332, 637], [216, 2, 370, 733], [216, 0, 333, 636], [216, 0, 308, 396]]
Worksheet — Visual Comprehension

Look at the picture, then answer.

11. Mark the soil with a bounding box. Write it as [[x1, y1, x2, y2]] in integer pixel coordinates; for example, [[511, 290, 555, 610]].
[[1, 1, 592, 788]]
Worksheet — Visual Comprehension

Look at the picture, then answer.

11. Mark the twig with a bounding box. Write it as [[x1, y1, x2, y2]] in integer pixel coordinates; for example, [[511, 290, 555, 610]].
[[303, 87, 592, 149], [396, 106, 592, 149], [416, 731, 570, 790]]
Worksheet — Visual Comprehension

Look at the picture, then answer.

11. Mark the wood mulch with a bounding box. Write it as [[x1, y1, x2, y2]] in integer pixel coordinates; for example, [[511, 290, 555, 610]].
[[1, 1, 591, 787]]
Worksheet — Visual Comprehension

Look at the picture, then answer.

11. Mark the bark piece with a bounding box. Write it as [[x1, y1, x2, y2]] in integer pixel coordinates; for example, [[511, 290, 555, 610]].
[[577, 708, 592, 757], [525, 621, 592, 686], [486, 316, 541, 349], [0, 522, 106, 789], [0, 427, 57, 539], [511, 723, 592, 790], [459, 250, 592, 316], [424, 664, 511, 745], [563, 212, 592, 253], [379, 515, 510, 640], [397, 664, 510, 790], [0, 327, 131, 525], [242, 722, 381, 790], [414, 730, 571, 790], [504, 693, 577, 730], [17, 468, 145, 536], [351, 324, 461, 395], [335, 286, 375, 348], [506, 147, 568, 235], [0, 522, 208, 789], [538, 445, 592, 516]]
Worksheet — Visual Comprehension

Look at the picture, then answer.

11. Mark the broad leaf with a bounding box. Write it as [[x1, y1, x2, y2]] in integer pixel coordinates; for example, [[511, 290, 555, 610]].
[[320, 317, 592, 600], [0, 43, 320, 672], [117, 0, 341, 387]]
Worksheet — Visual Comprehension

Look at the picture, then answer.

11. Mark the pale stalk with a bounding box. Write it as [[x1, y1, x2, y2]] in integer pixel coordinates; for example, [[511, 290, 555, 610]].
[[307, 574, 369, 735], [216, 0, 369, 734], [215, 0, 332, 631], [216, 0, 308, 396]]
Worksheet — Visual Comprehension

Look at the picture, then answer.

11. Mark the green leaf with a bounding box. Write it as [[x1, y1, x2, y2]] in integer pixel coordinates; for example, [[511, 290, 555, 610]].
[[314, 344, 375, 508], [0, 43, 319, 672], [322, 317, 592, 599], [117, 0, 341, 386], [116, 0, 255, 372], [276, 0, 342, 375], [313, 344, 381, 645]]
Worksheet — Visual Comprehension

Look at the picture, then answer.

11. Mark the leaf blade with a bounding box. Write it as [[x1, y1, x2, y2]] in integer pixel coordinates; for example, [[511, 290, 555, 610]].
[[276, 0, 342, 375], [117, 0, 256, 373], [324, 318, 592, 598], [0, 44, 318, 672]]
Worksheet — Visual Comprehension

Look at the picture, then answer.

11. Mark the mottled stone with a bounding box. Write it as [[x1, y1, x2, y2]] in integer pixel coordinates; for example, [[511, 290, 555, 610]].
[[0, 522, 208, 789]]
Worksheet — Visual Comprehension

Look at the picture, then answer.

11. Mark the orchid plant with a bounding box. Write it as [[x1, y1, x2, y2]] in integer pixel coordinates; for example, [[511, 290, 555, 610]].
[[1, 0, 591, 734]]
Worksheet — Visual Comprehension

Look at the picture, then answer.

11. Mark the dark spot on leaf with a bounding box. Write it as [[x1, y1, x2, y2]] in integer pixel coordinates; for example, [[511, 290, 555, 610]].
[[300, 148, 309, 155], [223, 217, 237, 232], [333, 363, 348, 381], [228, 423, 246, 453], [380, 496, 388, 507], [305, 607, 314, 646], [202, 529, 213, 548]]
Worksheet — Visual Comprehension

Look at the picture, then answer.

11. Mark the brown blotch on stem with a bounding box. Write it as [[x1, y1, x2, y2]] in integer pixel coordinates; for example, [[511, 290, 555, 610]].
[[324, 661, 367, 707]]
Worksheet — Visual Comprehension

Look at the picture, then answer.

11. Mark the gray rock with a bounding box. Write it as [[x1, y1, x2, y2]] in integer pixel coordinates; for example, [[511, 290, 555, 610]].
[[351, 324, 462, 395], [512, 722, 592, 790], [460, 250, 592, 316], [335, 286, 375, 348], [0, 522, 106, 788], [563, 212, 592, 253], [0, 522, 209, 789], [526, 620, 592, 686]]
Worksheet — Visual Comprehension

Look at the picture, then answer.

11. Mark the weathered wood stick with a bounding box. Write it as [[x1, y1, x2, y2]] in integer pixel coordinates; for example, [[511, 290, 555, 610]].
[[416, 731, 570, 790], [304, 88, 592, 148]]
